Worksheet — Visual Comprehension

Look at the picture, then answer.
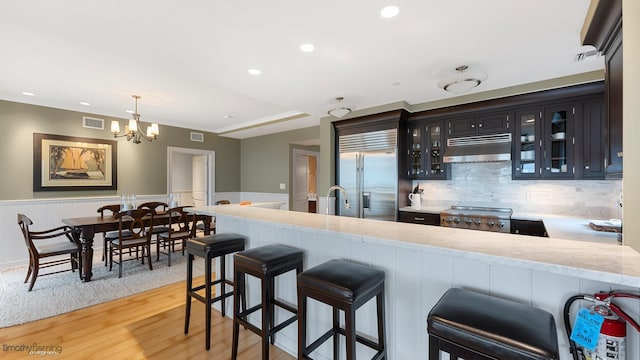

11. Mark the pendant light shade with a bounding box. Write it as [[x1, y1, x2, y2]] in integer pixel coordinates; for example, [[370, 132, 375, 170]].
[[327, 97, 353, 118], [438, 65, 487, 94]]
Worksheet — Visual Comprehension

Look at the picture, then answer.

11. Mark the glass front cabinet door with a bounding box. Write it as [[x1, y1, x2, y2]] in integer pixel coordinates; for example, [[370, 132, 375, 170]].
[[514, 109, 542, 179], [407, 125, 425, 178], [406, 120, 449, 180], [513, 104, 575, 179], [426, 121, 448, 179], [543, 104, 574, 178]]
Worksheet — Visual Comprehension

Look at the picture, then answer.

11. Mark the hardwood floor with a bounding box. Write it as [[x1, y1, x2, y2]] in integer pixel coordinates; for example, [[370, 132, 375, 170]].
[[0, 276, 295, 359]]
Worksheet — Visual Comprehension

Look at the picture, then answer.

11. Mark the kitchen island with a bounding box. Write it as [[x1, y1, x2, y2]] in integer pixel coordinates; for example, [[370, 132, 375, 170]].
[[191, 204, 640, 360]]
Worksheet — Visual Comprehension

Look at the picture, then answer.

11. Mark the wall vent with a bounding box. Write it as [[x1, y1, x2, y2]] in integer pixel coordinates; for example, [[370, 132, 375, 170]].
[[575, 50, 601, 62], [190, 132, 204, 142], [82, 116, 104, 130]]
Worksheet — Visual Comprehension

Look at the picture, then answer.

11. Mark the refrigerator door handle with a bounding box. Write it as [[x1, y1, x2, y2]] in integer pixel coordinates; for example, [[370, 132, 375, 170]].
[[362, 192, 371, 209]]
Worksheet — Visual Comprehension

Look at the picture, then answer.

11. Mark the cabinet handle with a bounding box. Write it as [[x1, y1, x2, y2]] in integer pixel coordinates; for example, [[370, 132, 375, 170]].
[[584, 165, 590, 170], [478, 123, 483, 127], [471, 124, 475, 128], [414, 217, 425, 221]]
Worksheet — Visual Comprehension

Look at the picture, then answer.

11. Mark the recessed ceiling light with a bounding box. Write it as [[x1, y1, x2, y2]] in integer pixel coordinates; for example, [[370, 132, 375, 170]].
[[21, 91, 35, 96], [300, 43, 315, 52], [80, 101, 91, 106], [380, 5, 399, 18], [248, 68, 262, 75]]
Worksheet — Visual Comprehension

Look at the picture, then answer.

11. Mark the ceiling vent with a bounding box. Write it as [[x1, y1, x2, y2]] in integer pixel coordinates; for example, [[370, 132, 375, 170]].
[[190, 132, 204, 142], [82, 116, 104, 130]]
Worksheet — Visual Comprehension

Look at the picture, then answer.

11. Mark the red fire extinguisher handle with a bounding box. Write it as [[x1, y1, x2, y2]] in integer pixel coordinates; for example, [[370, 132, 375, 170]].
[[594, 291, 640, 333], [609, 302, 640, 333]]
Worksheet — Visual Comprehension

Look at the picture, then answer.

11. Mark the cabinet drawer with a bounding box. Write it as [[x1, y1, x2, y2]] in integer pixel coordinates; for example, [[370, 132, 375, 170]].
[[398, 211, 440, 226]]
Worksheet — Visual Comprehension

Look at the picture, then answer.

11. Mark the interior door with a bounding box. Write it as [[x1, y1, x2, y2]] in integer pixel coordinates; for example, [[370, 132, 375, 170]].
[[292, 154, 309, 212], [192, 155, 208, 207]]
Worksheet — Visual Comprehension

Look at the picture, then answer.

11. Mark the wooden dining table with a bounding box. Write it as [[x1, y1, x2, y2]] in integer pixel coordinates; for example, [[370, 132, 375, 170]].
[[61, 212, 212, 282]]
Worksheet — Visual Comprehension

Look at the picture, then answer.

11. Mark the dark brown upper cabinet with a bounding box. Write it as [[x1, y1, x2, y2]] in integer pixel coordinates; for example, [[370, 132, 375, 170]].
[[582, 0, 622, 179], [447, 112, 509, 137], [513, 103, 577, 179], [405, 119, 449, 180]]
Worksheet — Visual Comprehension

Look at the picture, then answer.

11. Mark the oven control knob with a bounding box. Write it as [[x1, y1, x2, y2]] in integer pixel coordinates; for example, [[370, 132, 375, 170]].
[[487, 221, 495, 227], [453, 217, 461, 224], [474, 219, 482, 226], [445, 216, 453, 223], [465, 218, 472, 225], [498, 221, 505, 228]]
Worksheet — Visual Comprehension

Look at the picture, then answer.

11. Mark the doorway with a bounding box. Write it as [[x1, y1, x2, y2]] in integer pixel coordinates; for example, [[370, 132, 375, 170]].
[[167, 147, 215, 207], [292, 149, 319, 212]]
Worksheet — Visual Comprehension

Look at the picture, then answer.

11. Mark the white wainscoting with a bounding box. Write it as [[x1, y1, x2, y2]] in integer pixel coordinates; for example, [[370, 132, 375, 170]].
[[1, 195, 168, 268], [0, 192, 288, 268]]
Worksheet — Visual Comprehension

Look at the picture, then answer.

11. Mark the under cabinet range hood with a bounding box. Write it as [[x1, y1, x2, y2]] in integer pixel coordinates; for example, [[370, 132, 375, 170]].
[[443, 133, 512, 163]]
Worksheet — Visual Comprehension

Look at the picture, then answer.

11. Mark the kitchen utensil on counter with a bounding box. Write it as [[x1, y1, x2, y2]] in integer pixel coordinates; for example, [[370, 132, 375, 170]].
[[408, 193, 421, 210], [589, 219, 622, 233]]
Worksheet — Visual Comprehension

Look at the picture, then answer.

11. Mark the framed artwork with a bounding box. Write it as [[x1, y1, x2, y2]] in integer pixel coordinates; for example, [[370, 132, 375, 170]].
[[33, 133, 117, 191]]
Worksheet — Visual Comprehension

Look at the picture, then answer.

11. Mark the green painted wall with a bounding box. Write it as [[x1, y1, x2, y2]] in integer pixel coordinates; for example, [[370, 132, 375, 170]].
[[0, 100, 240, 200], [240, 126, 320, 193]]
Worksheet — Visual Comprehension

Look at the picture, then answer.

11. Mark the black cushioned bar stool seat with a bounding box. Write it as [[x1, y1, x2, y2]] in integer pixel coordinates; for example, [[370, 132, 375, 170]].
[[232, 244, 304, 360], [297, 259, 386, 360], [184, 233, 246, 350], [427, 288, 559, 360]]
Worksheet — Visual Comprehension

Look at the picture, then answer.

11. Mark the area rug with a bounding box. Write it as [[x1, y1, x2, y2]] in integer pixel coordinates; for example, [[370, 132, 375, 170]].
[[0, 251, 204, 328]]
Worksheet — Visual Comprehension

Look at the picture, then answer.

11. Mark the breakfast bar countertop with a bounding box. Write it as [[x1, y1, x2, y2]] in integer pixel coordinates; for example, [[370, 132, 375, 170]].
[[192, 205, 640, 288]]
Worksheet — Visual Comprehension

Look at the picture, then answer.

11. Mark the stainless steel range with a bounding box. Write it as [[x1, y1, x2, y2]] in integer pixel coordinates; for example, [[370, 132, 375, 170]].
[[440, 206, 513, 233]]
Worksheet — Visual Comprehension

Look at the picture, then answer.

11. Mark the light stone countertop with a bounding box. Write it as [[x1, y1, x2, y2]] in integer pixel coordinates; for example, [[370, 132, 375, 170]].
[[398, 206, 620, 244], [191, 205, 640, 287]]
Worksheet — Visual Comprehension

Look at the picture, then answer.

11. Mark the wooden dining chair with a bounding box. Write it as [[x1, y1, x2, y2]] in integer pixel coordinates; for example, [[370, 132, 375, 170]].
[[97, 204, 131, 266], [137, 201, 170, 255], [109, 208, 153, 278], [17, 213, 83, 291], [157, 206, 195, 266]]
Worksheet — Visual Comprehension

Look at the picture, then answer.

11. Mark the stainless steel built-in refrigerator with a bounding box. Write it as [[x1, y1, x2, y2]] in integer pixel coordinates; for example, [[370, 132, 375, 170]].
[[336, 129, 398, 221]]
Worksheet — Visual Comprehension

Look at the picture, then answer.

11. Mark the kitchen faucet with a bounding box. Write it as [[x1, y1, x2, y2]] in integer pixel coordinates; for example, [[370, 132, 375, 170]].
[[325, 185, 350, 215]]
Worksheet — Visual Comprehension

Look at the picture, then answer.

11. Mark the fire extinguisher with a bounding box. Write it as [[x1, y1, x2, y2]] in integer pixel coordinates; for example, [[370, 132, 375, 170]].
[[564, 291, 640, 360]]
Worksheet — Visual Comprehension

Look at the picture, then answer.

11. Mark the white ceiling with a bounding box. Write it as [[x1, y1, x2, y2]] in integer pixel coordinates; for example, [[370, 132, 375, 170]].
[[0, 0, 603, 139]]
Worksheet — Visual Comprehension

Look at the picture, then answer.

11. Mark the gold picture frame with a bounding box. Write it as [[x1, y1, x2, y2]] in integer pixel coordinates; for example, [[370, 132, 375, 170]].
[[33, 133, 117, 191]]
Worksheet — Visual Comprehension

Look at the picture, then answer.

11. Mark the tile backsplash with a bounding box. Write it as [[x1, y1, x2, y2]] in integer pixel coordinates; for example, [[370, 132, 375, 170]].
[[414, 162, 622, 219]]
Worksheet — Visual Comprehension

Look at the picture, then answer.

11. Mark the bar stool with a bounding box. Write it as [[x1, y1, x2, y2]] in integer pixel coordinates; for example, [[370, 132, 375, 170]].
[[427, 288, 559, 360], [231, 244, 304, 360], [184, 233, 246, 350], [297, 259, 386, 360]]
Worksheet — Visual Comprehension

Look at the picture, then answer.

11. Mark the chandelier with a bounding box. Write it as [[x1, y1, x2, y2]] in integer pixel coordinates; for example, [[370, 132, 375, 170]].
[[110, 95, 159, 143]]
